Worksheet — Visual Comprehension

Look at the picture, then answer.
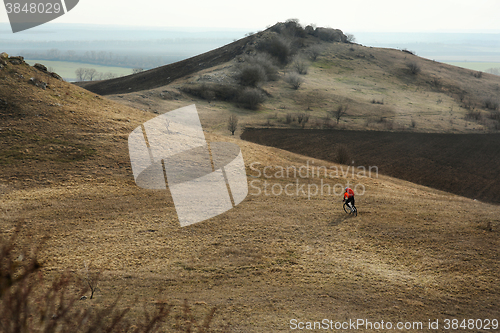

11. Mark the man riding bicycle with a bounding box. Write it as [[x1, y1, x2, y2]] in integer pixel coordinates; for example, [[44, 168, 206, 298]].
[[343, 187, 355, 211]]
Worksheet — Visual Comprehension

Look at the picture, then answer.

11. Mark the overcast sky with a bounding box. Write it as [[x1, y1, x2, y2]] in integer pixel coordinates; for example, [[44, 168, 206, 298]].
[[1, 0, 499, 33]]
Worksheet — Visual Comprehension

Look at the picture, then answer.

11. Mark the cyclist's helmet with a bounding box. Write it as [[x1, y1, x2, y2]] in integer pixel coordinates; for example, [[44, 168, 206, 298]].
[[345, 187, 348, 191]]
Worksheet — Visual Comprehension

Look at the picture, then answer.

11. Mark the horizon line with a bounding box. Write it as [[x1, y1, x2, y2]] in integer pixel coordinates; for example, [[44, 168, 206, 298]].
[[1, 22, 500, 34]]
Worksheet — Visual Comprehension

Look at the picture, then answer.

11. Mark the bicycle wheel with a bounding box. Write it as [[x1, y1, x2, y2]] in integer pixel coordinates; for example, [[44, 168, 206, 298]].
[[343, 202, 351, 214]]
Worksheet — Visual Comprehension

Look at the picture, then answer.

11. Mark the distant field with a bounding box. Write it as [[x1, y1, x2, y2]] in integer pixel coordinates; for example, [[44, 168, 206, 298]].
[[443, 61, 500, 72], [24, 59, 134, 81]]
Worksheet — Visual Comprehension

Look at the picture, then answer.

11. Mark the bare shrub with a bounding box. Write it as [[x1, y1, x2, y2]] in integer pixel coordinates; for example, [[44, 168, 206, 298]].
[[271, 19, 306, 38], [483, 97, 499, 111], [430, 77, 442, 89], [244, 53, 279, 81], [132, 68, 144, 74], [292, 57, 309, 75], [322, 118, 336, 129], [371, 98, 384, 105], [345, 33, 356, 43], [301, 115, 309, 128], [0, 232, 186, 333], [377, 116, 394, 130], [82, 261, 99, 299], [308, 44, 323, 61], [335, 144, 351, 165], [228, 114, 238, 135], [406, 62, 421, 75], [282, 18, 306, 38], [472, 71, 483, 78], [410, 119, 417, 128], [257, 35, 292, 65], [237, 63, 267, 87], [466, 110, 482, 121], [458, 91, 467, 102], [238, 87, 265, 110], [489, 111, 500, 121], [285, 113, 292, 124], [284, 72, 304, 89], [462, 98, 477, 110], [180, 83, 239, 101], [384, 120, 394, 130]]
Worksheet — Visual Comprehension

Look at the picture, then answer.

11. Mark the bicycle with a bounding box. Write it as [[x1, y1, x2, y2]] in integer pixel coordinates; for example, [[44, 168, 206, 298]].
[[343, 201, 357, 216]]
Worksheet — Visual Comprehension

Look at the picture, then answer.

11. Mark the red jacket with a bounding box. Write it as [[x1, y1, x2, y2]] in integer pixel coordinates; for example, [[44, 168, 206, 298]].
[[344, 188, 354, 200]]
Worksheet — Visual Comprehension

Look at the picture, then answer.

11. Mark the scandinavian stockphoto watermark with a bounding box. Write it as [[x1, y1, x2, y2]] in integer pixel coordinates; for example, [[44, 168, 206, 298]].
[[128, 105, 248, 227], [249, 160, 378, 199], [4, 0, 79, 33], [289, 318, 499, 331]]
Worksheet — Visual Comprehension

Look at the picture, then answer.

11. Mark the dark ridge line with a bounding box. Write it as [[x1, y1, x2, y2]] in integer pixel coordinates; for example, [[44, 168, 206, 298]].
[[74, 33, 260, 95]]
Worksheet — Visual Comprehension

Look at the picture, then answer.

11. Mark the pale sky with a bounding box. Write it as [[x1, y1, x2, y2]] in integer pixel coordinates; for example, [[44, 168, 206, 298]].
[[1, 0, 500, 32]]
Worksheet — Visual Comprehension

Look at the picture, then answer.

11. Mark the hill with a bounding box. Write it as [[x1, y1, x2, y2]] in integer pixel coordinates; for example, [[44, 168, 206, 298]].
[[72, 21, 500, 205], [75, 22, 500, 136], [74, 33, 257, 95], [1, 50, 500, 331]]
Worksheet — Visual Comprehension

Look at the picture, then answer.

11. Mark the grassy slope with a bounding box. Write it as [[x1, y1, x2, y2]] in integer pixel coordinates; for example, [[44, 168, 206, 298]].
[[1, 57, 499, 331], [98, 41, 500, 137]]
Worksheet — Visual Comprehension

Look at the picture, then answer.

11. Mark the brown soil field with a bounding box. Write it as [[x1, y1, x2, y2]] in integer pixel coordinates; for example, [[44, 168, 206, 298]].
[[241, 128, 500, 205], [2, 40, 500, 332]]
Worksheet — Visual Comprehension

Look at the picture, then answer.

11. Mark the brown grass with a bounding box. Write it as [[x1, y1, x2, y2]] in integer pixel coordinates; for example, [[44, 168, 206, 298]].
[[100, 40, 500, 136], [1, 47, 500, 332]]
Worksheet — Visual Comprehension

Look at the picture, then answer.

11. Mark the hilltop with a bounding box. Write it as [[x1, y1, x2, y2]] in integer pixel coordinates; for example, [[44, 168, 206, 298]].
[[1, 47, 500, 331]]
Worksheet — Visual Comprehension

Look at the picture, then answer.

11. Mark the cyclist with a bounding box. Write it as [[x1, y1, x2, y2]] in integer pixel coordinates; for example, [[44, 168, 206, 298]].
[[343, 187, 355, 211]]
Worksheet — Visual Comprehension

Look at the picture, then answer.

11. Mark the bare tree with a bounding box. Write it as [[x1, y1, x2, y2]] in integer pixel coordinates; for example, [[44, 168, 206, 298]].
[[75, 67, 85, 81], [292, 57, 309, 75], [83, 261, 99, 299], [329, 104, 348, 124], [308, 44, 323, 61], [228, 115, 238, 135], [284, 72, 304, 90], [346, 33, 356, 43], [406, 61, 421, 75], [486, 68, 500, 76], [84, 68, 98, 81], [102, 72, 117, 79]]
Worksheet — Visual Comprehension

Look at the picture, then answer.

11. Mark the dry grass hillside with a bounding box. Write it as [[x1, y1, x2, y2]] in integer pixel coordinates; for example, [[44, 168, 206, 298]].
[[77, 22, 500, 136], [1, 52, 499, 331], [76, 21, 500, 209]]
